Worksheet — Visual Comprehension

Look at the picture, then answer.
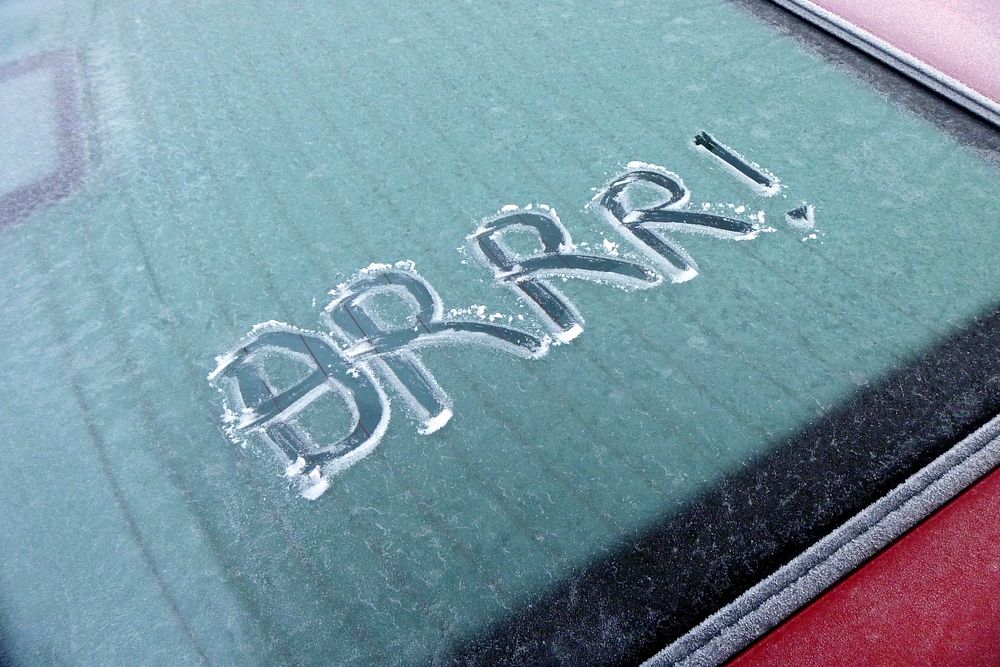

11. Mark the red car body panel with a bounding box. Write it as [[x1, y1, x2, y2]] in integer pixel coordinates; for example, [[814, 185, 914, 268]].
[[731, 464, 1000, 666]]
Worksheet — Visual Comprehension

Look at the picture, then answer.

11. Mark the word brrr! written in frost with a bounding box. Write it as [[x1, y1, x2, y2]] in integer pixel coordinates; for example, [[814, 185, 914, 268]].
[[209, 141, 810, 499]]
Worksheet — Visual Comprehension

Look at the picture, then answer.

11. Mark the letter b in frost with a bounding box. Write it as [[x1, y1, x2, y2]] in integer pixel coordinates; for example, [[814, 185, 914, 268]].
[[208, 324, 389, 499]]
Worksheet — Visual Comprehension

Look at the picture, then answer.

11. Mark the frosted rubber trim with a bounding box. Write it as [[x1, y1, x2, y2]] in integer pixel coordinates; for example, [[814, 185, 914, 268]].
[[647, 413, 1000, 666]]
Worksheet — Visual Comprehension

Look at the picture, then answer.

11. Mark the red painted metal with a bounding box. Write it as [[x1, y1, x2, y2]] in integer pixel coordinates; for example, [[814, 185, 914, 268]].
[[729, 464, 1000, 666]]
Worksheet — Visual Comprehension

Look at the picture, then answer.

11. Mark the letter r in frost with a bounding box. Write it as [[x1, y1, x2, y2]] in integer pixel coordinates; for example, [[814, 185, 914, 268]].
[[599, 166, 759, 282], [472, 209, 659, 342]]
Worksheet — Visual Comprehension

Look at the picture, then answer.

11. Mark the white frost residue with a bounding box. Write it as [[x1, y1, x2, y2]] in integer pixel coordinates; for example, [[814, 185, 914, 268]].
[[250, 319, 290, 334], [444, 304, 490, 320], [418, 408, 453, 435], [286, 456, 307, 476], [554, 323, 584, 343], [237, 406, 258, 429], [206, 350, 238, 381], [674, 266, 699, 283], [302, 476, 330, 500], [601, 238, 620, 257], [345, 340, 374, 357], [442, 304, 520, 325], [786, 203, 817, 230], [358, 259, 416, 276]]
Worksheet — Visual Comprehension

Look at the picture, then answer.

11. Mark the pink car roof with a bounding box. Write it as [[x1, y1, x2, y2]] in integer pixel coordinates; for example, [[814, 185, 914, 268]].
[[774, 0, 1000, 126]]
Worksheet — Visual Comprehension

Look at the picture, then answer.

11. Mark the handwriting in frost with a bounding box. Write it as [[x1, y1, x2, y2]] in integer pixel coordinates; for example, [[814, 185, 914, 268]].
[[209, 139, 812, 499]]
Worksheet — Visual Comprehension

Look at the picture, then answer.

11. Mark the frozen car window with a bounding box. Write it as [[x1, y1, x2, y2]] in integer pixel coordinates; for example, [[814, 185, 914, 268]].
[[2, 0, 999, 664]]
